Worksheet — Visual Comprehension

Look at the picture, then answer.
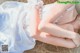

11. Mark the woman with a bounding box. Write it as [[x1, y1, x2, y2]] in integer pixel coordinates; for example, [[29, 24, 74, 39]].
[[30, 0, 80, 48], [0, 0, 79, 53]]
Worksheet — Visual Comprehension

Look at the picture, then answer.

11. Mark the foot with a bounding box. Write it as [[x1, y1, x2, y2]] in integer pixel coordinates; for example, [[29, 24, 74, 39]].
[[72, 33, 80, 47]]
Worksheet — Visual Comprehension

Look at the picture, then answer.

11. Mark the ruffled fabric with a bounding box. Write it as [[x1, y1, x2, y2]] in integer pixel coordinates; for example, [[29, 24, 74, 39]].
[[0, 1, 44, 53]]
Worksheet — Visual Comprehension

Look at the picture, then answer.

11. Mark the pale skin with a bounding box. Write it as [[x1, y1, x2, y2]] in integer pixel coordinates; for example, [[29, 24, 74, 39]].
[[38, 3, 80, 47], [38, 2, 80, 46], [24, 1, 80, 48]]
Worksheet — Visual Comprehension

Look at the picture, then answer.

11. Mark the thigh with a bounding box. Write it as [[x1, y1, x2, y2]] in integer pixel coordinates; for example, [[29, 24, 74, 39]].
[[39, 32, 76, 48]]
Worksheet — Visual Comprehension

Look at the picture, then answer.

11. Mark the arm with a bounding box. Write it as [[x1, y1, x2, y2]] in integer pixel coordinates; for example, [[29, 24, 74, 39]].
[[27, 6, 40, 37], [38, 3, 76, 39]]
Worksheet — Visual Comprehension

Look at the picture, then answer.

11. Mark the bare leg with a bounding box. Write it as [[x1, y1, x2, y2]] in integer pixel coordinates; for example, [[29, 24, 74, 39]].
[[57, 14, 80, 47], [34, 32, 76, 48], [58, 23, 80, 47], [38, 13, 80, 47]]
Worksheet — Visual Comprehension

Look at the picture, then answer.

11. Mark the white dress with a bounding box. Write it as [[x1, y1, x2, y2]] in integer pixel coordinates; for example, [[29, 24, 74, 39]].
[[0, 0, 43, 53]]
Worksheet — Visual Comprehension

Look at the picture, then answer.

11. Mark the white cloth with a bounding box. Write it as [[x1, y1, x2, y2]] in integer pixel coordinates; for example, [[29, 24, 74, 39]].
[[0, 1, 43, 53]]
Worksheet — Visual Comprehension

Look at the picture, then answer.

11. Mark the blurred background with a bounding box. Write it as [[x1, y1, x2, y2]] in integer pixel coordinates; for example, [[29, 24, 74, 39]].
[[0, 0, 80, 53]]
